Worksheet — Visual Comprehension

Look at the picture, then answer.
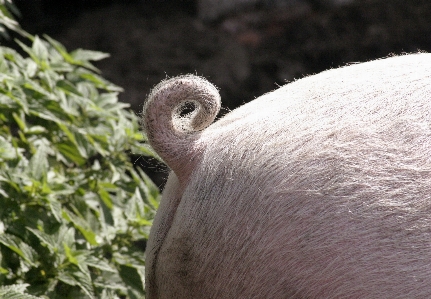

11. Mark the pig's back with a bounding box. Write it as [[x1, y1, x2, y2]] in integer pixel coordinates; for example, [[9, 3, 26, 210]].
[[149, 54, 431, 298]]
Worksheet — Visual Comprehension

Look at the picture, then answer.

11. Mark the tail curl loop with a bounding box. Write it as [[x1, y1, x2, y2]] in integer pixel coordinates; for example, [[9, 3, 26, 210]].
[[143, 75, 221, 178]]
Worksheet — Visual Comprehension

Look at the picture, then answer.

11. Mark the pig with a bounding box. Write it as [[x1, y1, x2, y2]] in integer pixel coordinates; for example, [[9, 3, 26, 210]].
[[143, 53, 431, 298]]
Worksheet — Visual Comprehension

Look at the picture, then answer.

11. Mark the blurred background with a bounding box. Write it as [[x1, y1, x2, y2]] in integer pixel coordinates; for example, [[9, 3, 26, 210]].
[[12, 0, 431, 185]]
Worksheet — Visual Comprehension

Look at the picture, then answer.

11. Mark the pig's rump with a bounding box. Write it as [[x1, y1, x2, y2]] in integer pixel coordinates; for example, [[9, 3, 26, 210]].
[[145, 54, 431, 298]]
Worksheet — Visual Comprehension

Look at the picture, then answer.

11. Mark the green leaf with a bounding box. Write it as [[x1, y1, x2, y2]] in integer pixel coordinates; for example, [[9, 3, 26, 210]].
[[97, 186, 113, 209], [26, 125, 47, 135], [62, 210, 98, 246], [71, 49, 110, 62], [56, 80, 83, 96], [49, 199, 63, 223], [25, 59, 38, 77], [99, 289, 121, 299], [0, 16, 28, 39], [0, 284, 44, 299], [80, 73, 123, 93], [56, 122, 76, 143], [135, 167, 160, 210], [12, 111, 25, 131], [0, 283, 28, 294], [85, 255, 116, 273], [26, 227, 57, 254], [0, 266, 8, 274], [29, 140, 49, 180], [56, 142, 86, 166], [22, 79, 52, 98], [63, 243, 79, 266], [58, 269, 95, 299], [43, 35, 74, 62], [0, 1, 21, 19], [73, 129, 92, 159], [0, 135, 16, 160], [57, 226, 76, 249], [0, 9, 160, 296], [15, 39, 40, 65], [0, 233, 38, 267], [118, 265, 144, 295], [32, 36, 48, 62]]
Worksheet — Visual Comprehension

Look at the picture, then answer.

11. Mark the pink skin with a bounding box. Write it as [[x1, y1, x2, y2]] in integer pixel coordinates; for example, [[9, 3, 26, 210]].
[[143, 54, 431, 298]]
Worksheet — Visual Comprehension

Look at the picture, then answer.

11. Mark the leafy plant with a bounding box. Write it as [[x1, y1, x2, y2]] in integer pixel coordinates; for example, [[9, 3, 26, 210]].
[[0, 1, 160, 298]]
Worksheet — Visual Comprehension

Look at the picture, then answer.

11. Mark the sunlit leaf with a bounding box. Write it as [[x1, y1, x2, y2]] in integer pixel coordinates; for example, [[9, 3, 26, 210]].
[[119, 265, 144, 295], [71, 49, 110, 62], [58, 268, 95, 299], [56, 142, 86, 166], [0, 135, 16, 160], [0, 234, 38, 267], [85, 255, 116, 273], [26, 227, 56, 254], [56, 80, 83, 96], [31, 36, 48, 62], [0, 284, 44, 299], [62, 210, 98, 246], [29, 140, 49, 180], [0, 4, 160, 297], [63, 243, 78, 265], [98, 186, 113, 209]]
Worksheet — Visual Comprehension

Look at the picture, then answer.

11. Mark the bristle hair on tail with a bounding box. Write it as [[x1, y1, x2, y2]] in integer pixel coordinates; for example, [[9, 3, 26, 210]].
[[143, 75, 221, 179]]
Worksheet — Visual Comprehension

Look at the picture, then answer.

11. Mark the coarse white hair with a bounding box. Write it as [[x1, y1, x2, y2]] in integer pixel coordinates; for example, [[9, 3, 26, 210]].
[[144, 53, 431, 298]]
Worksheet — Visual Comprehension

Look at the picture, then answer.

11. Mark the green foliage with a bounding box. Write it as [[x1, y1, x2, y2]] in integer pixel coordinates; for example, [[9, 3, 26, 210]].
[[0, 3, 160, 298]]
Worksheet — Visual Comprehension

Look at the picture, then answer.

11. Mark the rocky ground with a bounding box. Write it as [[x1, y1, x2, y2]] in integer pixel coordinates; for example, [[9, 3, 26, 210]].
[[16, 0, 431, 187]]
